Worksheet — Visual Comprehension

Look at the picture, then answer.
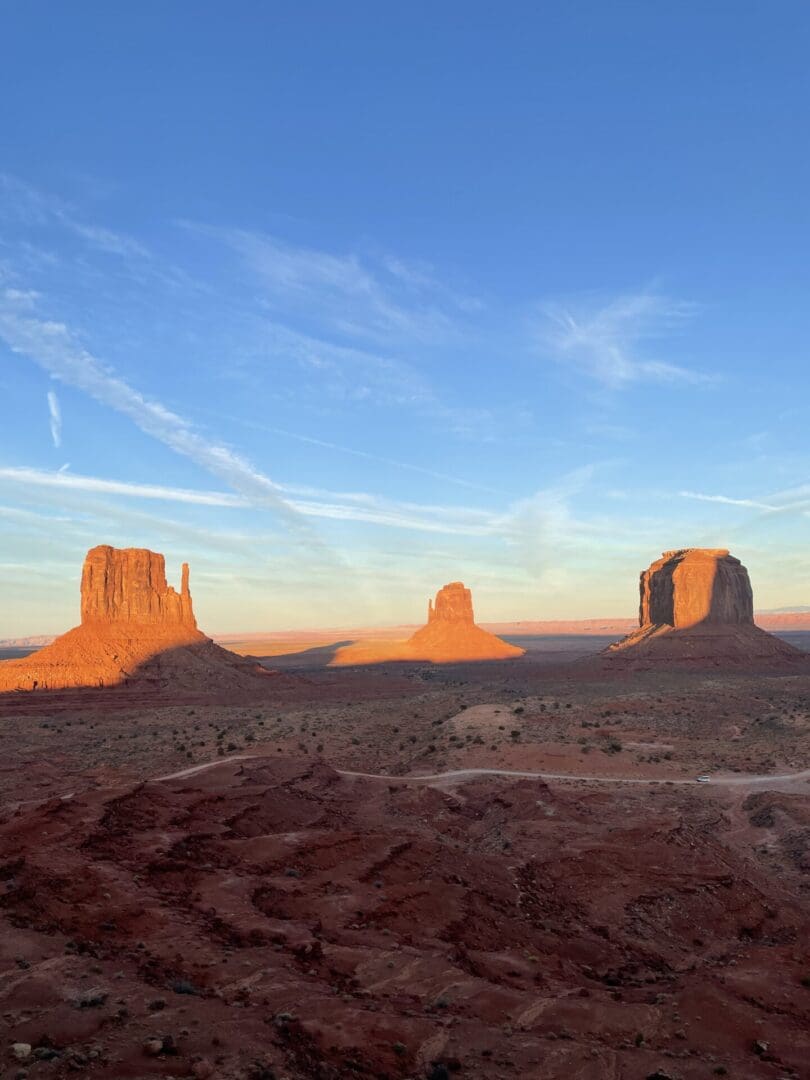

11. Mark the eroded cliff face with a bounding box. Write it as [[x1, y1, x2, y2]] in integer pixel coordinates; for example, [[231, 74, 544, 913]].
[[80, 545, 197, 629], [639, 549, 754, 629], [427, 582, 474, 625]]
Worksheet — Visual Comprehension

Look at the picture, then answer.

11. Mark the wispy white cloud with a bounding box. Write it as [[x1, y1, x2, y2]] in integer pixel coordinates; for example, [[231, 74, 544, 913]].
[[247, 320, 435, 406], [540, 290, 712, 387], [65, 220, 149, 259], [0, 465, 499, 536], [182, 222, 467, 345], [379, 253, 483, 312], [46, 388, 61, 447], [218, 317, 497, 438], [0, 289, 310, 532], [0, 174, 149, 259], [0, 460, 620, 545]]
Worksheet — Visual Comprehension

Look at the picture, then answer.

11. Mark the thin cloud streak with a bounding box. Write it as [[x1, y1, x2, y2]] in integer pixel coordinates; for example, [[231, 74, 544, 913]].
[[0, 466, 244, 508], [223, 418, 500, 494], [679, 490, 778, 512], [46, 389, 61, 447]]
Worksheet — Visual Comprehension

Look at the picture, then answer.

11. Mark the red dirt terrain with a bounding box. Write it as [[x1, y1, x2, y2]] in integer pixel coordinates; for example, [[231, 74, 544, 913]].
[[3, 540, 810, 1078], [2, 650, 810, 1080], [2, 751, 810, 1080]]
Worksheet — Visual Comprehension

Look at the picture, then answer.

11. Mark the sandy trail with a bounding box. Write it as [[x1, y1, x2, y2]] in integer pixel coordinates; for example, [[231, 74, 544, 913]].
[[10, 756, 807, 814], [337, 765, 810, 788], [150, 754, 810, 789]]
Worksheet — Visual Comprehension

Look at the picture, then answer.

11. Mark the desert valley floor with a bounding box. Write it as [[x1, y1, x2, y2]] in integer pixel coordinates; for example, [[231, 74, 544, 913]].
[[1, 633, 810, 1080]]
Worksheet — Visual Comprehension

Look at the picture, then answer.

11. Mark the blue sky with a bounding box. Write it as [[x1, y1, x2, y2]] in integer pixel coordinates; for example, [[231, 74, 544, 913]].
[[1, 2, 809, 635]]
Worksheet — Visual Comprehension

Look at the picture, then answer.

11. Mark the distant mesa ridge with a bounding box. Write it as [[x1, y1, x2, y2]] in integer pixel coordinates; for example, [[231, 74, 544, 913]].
[[0, 544, 266, 692], [606, 547, 804, 667]]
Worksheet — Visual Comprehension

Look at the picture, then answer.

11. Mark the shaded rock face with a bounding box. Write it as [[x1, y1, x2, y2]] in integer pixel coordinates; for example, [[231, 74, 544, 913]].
[[639, 549, 754, 629], [81, 545, 196, 629]]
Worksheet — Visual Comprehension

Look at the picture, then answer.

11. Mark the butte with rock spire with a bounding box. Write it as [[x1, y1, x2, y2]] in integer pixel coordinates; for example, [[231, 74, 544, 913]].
[[332, 581, 524, 665], [605, 548, 805, 667], [0, 544, 267, 691]]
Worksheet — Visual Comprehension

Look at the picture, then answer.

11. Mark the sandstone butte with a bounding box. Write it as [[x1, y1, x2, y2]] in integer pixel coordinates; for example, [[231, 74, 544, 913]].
[[0, 545, 266, 692], [331, 581, 525, 665], [606, 547, 805, 667]]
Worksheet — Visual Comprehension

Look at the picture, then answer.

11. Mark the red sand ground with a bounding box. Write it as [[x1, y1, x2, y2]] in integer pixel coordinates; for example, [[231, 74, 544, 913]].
[[2, 645, 810, 1079]]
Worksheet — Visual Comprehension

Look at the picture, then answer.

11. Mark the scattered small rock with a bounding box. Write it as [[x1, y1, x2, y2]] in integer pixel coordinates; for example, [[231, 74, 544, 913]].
[[33, 1047, 60, 1061], [77, 988, 108, 1008]]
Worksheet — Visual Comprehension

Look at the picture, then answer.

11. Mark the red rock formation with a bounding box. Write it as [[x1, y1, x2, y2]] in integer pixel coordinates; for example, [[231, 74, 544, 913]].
[[332, 582, 524, 665], [427, 580, 474, 625], [80, 545, 197, 628], [638, 548, 753, 628], [0, 545, 266, 691], [607, 548, 804, 667]]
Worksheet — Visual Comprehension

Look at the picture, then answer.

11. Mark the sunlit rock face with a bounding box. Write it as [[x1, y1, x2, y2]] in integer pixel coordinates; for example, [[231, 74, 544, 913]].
[[426, 581, 475, 626], [0, 546, 263, 692], [404, 582, 524, 662], [331, 581, 525, 665], [80, 545, 197, 629], [639, 549, 754, 629], [606, 548, 803, 667]]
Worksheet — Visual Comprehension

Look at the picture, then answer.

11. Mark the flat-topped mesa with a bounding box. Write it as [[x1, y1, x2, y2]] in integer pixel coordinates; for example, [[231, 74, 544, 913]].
[[606, 547, 804, 667], [81, 545, 197, 629], [427, 581, 475, 626], [639, 548, 754, 630]]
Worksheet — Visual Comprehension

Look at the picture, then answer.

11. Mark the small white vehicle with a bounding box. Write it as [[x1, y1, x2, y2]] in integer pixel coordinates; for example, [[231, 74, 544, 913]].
[[695, 775, 712, 783]]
